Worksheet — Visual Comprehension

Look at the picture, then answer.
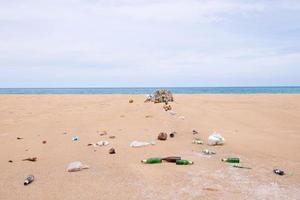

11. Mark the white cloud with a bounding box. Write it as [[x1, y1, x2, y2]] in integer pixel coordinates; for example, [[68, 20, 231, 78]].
[[0, 0, 300, 87]]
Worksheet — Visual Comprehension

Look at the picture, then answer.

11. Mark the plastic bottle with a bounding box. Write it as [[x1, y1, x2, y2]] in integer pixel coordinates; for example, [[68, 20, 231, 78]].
[[176, 160, 194, 165], [192, 139, 203, 144], [162, 156, 181, 163], [141, 158, 162, 164], [24, 175, 34, 185], [221, 157, 240, 163]]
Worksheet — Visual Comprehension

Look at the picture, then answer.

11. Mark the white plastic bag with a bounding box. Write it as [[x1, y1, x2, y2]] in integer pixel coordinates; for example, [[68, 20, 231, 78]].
[[130, 141, 155, 148], [67, 161, 89, 172], [208, 133, 225, 146]]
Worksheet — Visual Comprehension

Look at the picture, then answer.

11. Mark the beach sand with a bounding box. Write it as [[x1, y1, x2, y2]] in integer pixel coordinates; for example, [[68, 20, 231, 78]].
[[0, 94, 300, 200]]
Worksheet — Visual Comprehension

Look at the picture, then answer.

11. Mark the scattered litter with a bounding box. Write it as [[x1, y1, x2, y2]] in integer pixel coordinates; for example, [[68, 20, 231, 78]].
[[145, 115, 153, 118], [17, 137, 23, 140], [144, 94, 152, 102], [87, 143, 93, 146], [42, 140, 47, 144], [100, 131, 108, 136], [22, 157, 37, 162], [152, 89, 174, 103], [202, 149, 216, 155], [192, 138, 203, 144], [162, 156, 181, 163], [221, 157, 240, 163], [208, 133, 225, 146], [109, 136, 116, 139], [141, 158, 162, 164], [95, 140, 109, 147], [179, 116, 185, 120], [72, 136, 79, 141], [129, 99, 134, 103], [169, 111, 176, 115], [109, 148, 116, 154], [274, 169, 285, 176], [67, 161, 89, 172], [192, 129, 198, 134], [233, 164, 251, 169], [8, 160, 13, 163], [63, 131, 67, 135], [130, 141, 155, 148], [176, 160, 194, 165], [163, 104, 172, 111], [24, 175, 34, 185], [157, 132, 168, 140]]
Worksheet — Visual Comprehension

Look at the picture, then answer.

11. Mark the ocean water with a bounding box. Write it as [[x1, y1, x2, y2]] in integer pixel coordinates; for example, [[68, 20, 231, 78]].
[[0, 87, 300, 94]]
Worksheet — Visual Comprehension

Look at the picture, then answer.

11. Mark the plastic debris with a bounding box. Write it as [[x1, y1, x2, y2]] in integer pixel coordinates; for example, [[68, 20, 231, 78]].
[[157, 132, 168, 140], [169, 111, 177, 115], [208, 133, 225, 146], [24, 175, 34, 185], [202, 149, 216, 155], [192, 138, 203, 144], [233, 164, 251, 169], [192, 129, 198, 134], [72, 136, 79, 141], [163, 104, 172, 111], [67, 161, 89, 172], [109, 136, 116, 139], [17, 137, 23, 140], [130, 141, 155, 148], [109, 148, 116, 154], [95, 140, 109, 147], [22, 157, 37, 162], [274, 169, 285, 175], [99, 131, 108, 136]]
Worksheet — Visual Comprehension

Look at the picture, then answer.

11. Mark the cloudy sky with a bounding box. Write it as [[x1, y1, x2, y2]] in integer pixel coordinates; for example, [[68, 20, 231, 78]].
[[0, 0, 300, 87]]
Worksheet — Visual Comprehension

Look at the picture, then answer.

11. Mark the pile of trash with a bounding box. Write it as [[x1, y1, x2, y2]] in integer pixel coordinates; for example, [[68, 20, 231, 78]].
[[145, 89, 174, 103]]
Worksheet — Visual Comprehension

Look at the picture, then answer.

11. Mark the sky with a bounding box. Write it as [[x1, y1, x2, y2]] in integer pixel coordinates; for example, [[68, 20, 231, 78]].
[[0, 0, 300, 87]]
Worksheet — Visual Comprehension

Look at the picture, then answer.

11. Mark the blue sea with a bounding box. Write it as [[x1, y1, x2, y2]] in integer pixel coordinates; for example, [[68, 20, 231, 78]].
[[0, 87, 300, 94]]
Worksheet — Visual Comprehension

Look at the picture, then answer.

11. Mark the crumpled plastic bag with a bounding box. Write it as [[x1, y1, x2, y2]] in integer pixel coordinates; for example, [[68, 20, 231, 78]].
[[208, 133, 225, 146], [130, 141, 155, 148], [67, 161, 89, 172]]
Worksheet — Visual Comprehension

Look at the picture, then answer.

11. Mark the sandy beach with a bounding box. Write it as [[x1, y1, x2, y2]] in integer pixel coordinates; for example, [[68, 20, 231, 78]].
[[0, 94, 299, 200]]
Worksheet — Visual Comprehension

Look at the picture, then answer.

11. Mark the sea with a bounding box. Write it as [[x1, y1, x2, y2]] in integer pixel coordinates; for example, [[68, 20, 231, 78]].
[[0, 87, 300, 94]]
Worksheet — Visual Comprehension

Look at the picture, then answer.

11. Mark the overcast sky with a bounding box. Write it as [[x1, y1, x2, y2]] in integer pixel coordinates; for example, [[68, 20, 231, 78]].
[[0, 0, 300, 87]]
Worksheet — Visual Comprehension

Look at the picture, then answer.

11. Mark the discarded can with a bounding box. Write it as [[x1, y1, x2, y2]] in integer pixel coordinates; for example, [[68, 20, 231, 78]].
[[221, 157, 240, 163], [274, 169, 285, 176], [176, 160, 194, 165], [141, 158, 162, 164], [24, 175, 34, 185], [162, 156, 181, 163]]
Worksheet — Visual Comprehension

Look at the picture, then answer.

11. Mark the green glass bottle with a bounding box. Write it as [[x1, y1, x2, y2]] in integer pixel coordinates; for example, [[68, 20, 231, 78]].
[[221, 157, 240, 163], [176, 160, 194, 165], [141, 158, 162, 164]]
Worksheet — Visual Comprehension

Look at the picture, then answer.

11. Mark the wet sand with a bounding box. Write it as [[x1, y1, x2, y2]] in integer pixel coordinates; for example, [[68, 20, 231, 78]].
[[0, 94, 299, 200]]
